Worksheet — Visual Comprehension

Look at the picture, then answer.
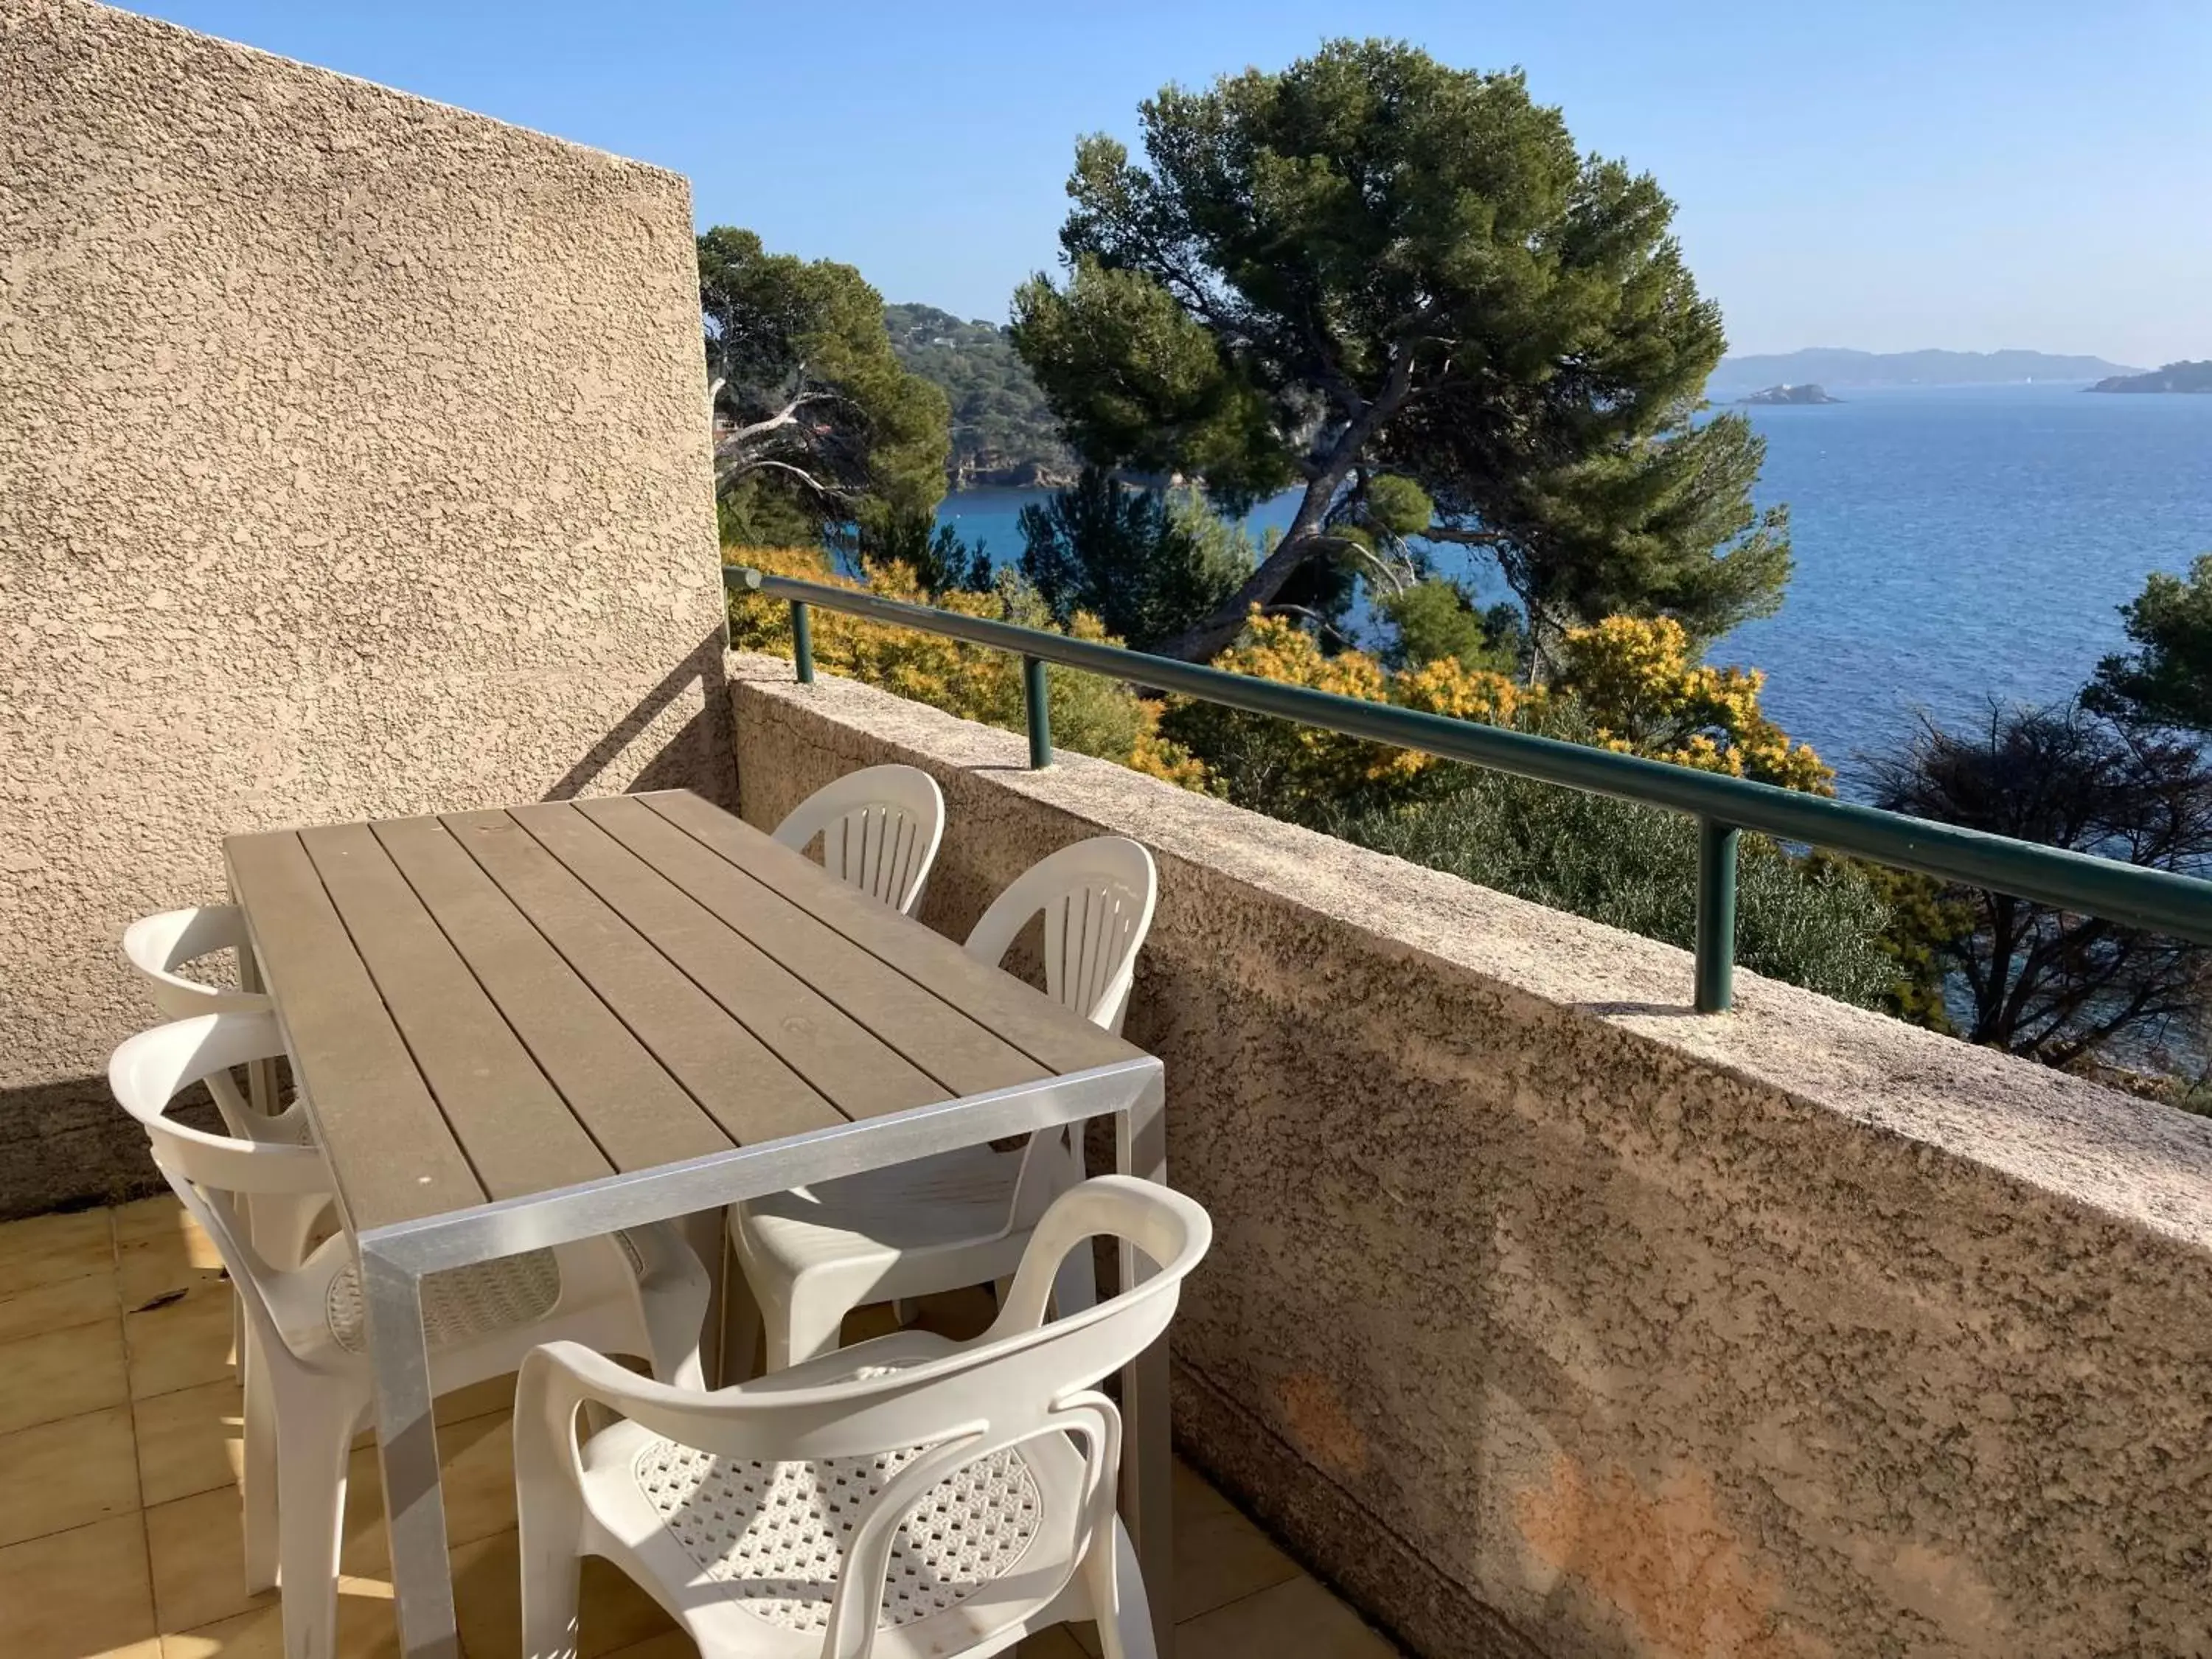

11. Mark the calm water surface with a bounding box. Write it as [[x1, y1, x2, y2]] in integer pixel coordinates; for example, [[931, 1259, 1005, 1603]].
[[936, 385, 2212, 796]]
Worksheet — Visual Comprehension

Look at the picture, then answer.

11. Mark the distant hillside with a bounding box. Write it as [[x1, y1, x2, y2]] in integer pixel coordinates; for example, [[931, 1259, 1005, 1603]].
[[1709, 348, 2142, 395], [2087, 360, 2212, 394], [884, 303, 1077, 489], [1741, 383, 1841, 406]]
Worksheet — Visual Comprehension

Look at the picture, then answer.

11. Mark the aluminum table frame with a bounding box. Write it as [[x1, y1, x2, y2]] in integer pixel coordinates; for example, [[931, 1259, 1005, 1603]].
[[357, 1056, 1169, 1659]]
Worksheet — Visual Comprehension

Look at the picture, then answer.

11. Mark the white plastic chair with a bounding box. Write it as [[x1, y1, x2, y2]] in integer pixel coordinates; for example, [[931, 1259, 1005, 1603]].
[[110, 1012, 712, 1659], [729, 838, 1158, 1370], [122, 905, 306, 1140], [123, 904, 270, 1017], [961, 838, 1157, 1039], [771, 765, 945, 914], [521, 1175, 1208, 1659], [123, 903, 329, 1371]]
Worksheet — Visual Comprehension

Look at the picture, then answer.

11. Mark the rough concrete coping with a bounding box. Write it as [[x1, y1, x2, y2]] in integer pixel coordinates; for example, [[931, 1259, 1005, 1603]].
[[41, 0, 690, 187], [730, 651, 2212, 1257]]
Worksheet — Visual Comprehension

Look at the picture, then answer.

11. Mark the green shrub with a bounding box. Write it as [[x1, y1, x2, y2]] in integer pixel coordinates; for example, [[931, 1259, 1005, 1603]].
[[1332, 771, 1898, 1008]]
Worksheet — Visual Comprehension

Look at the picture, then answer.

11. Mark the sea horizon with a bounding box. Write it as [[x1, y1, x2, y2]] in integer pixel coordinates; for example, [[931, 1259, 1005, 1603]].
[[935, 381, 2212, 797]]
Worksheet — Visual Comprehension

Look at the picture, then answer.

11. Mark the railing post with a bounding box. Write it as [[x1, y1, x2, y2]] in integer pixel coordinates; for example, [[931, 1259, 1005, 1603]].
[[790, 600, 815, 684], [1023, 655, 1053, 769], [1695, 819, 1739, 1013]]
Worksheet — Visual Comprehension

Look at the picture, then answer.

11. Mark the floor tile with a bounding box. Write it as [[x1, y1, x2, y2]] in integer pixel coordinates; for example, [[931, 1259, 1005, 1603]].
[[112, 1196, 195, 1246], [117, 1217, 227, 1310], [1172, 1574, 1398, 1658], [908, 1284, 998, 1341], [16, 1199, 1395, 1659], [0, 1316, 131, 1436], [339, 1455, 388, 1582], [145, 1484, 274, 1634], [347, 1371, 517, 1451], [134, 1379, 246, 1508], [0, 1512, 160, 1659], [341, 1406, 518, 1578], [1068, 1464, 1292, 1658], [1172, 1486, 1301, 1623], [0, 1403, 142, 1548], [1172, 1459, 1236, 1520], [159, 1576, 400, 1659], [0, 1268, 122, 1345], [835, 1289, 998, 1351], [449, 1528, 678, 1659], [0, 1207, 115, 1297], [436, 1372, 519, 1429], [125, 1280, 236, 1400], [597, 1635, 698, 1659], [1018, 1626, 1093, 1659], [841, 1300, 901, 1345]]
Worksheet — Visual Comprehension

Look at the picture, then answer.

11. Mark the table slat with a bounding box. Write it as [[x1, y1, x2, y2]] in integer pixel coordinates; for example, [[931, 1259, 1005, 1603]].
[[224, 830, 484, 1228], [299, 824, 614, 1202], [369, 816, 734, 1174], [571, 796, 1049, 1099], [439, 809, 844, 1149], [506, 803, 950, 1121], [636, 790, 1142, 1076]]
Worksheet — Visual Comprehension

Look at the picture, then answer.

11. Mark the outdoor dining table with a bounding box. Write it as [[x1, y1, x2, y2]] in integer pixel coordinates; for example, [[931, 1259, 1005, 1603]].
[[223, 788, 1172, 1659]]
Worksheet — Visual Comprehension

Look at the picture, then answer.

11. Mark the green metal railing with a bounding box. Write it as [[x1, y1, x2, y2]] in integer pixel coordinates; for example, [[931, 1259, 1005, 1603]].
[[728, 566, 2212, 1012]]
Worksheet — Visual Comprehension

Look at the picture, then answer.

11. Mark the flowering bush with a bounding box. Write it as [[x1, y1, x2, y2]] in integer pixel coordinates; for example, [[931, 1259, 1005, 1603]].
[[1164, 610, 1829, 820], [724, 546, 1205, 784], [1554, 615, 1832, 793]]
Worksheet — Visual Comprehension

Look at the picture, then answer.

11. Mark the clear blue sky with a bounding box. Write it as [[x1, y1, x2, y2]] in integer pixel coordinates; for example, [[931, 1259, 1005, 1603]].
[[132, 1, 2210, 366]]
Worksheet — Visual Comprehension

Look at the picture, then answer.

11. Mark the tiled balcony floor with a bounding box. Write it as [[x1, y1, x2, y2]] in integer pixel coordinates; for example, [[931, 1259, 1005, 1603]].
[[0, 1196, 1397, 1658]]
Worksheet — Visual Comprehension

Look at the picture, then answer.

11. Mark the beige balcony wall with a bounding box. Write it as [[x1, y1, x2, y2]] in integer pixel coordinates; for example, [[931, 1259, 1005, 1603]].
[[0, 0, 729, 1215], [728, 653, 2212, 1659]]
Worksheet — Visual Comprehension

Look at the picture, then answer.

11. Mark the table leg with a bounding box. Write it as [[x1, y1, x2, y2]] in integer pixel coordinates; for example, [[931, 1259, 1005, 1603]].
[[361, 1248, 460, 1659], [231, 894, 276, 1117], [1116, 1070, 1172, 1655]]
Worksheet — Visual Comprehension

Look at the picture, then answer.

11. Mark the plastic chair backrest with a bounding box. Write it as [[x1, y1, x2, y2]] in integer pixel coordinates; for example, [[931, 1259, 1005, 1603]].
[[123, 905, 271, 1018], [518, 1175, 1209, 1659], [771, 765, 946, 914], [108, 1013, 335, 1354], [963, 838, 1157, 1037]]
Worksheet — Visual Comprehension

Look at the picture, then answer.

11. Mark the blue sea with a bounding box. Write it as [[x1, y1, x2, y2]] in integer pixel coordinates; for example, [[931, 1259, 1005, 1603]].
[[935, 384, 2212, 798]]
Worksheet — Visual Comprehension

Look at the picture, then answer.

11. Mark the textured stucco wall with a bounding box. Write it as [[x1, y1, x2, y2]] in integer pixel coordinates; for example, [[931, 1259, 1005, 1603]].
[[0, 0, 731, 1216], [731, 655, 2212, 1659]]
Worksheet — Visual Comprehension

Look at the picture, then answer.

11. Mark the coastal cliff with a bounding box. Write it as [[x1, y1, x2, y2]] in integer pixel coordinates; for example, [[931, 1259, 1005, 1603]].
[[2087, 361, 2212, 394]]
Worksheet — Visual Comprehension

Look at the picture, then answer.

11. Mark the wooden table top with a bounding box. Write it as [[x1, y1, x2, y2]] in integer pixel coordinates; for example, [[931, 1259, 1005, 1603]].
[[223, 790, 1142, 1236]]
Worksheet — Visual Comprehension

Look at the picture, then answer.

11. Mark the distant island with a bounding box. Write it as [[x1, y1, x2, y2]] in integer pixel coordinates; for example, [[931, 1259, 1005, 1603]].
[[886, 315, 2188, 491], [1741, 383, 1840, 406], [885, 302, 1077, 489], [2086, 360, 2212, 394], [1710, 347, 2142, 396]]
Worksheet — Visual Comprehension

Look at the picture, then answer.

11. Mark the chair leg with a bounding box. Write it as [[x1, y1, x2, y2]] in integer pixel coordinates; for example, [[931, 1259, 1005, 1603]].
[[1051, 1245, 1097, 1321], [718, 1251, 765, 1385], [639, 1280, 709, 1394], [274, 1383, 352, 1659], [1089, 1516, 1158, 1659], [768, 1282, 854, 1370], [518, 1515, 584, 1659], [240, 1330, 279, 1593], [515, 1385, 587, 1659]]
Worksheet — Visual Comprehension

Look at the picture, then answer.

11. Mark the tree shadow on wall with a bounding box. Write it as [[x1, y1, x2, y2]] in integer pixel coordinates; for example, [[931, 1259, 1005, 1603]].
[[543, 627, 735, 806]]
